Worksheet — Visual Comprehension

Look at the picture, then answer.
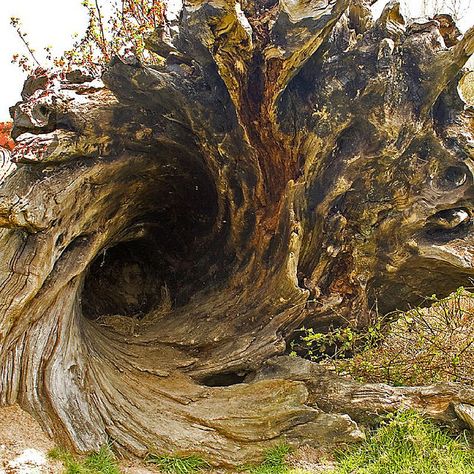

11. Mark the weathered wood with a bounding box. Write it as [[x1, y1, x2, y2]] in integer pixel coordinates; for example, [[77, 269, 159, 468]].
[[0, 0, 473, 466], [257, 356, 474, 429]]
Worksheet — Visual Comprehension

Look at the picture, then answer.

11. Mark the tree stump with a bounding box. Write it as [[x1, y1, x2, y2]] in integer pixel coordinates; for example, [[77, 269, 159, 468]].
[[0, 0, 473, 466]]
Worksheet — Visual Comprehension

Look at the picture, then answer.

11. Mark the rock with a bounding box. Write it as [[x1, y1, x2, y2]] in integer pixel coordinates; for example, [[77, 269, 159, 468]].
[[7, 449, 48, 474]]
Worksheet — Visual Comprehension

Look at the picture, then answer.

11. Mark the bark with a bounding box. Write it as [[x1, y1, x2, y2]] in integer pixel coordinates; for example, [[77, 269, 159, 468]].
[[1, 0, 474, 466]]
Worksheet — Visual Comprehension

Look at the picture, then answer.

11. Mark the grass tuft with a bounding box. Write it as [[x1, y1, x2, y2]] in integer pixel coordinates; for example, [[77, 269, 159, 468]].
[[246, 443, 292, 474], [332, 410, 474, 474], [48, 445, 120, 474], [146, 454, 209, 474]]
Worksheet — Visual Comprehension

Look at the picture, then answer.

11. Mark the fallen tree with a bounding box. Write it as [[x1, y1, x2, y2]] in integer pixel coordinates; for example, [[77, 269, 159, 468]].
[[1, 0, 474, 466]]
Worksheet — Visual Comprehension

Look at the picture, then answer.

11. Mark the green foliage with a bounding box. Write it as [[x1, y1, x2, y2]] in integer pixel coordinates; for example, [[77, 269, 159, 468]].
[[10, 17, 43, 72], [332, 410, 474, 474], [290, 320, 384, 363], [59, 0, 164, 75], [245, 443, 292, 474], [48, 445, 121, 474], [146, 454, 209, 474]]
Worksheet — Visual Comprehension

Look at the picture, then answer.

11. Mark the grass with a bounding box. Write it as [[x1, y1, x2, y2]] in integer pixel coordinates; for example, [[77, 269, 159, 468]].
[[245, 443, 292, 474], [45, 416, 474, 474], [332, 410, 474, 474], [48, 445, 120, 474], [146, 453, 209, 474]]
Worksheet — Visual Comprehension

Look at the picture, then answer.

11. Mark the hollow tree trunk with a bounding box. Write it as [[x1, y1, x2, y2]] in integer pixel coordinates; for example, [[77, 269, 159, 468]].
[[1, 0, 474, 466]]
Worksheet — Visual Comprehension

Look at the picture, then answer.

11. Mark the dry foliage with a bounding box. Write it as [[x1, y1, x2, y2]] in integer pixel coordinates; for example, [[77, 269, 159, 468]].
[[459, 71, 474, 106], [0, 123, 14, 151], [336, 288, 474, 386], [11, 0, 165, 76]]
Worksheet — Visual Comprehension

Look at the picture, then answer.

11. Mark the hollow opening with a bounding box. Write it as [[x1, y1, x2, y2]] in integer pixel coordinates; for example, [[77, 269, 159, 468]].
[[441, 166, 468, 189], [200, 371, 255, 387], [82, 236, 168, 319], [80, 153, 220, 322], [424, 207, 471, 243]]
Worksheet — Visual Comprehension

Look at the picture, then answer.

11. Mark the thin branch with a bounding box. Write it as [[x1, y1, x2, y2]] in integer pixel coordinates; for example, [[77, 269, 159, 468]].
[[10, 19, 42, 69], [94, 0, 110, 61]]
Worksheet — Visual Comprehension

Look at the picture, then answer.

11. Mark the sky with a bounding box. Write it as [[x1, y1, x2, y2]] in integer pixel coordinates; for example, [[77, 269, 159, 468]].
[[0, 0, 472, 121], [1, 0, 88, 121]]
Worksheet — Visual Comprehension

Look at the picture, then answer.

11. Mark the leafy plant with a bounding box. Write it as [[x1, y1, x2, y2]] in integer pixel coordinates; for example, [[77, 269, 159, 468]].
[[290, 319, 384, 364], [295, 287, 474, 387], [48, 445, 121, 473], [146, 454, 209, 474], [332, 410, 474, 473], [10, 17, 45, 73]]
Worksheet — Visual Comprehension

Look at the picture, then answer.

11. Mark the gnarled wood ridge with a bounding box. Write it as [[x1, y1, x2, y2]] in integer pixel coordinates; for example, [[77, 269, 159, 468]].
[[1, 0, 474, 466]]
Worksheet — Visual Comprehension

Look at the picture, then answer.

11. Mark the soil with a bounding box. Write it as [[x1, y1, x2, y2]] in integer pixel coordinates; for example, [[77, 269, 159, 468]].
[[0, 405, 62, 474], [0, 404, 158, 474]]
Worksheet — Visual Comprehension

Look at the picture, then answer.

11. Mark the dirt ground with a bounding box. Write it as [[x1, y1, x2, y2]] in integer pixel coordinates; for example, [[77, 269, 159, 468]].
[[0, 404, 62, 473], [0, 404, 158, 473], [0, 404, 333, 473]]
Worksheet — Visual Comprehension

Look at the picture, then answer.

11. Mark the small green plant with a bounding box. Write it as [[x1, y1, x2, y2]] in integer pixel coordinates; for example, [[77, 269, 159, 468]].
[[146, 454, 209, 474], [245, 443, 292, 474], [290, 319, 384, 363], [48, 445, 121, 474], [295, 287, 474, 387], [332, 410, 474, 473]]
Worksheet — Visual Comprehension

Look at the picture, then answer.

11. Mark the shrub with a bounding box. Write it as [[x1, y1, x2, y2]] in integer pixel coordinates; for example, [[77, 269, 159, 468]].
[[294, 287, 474, 387], [332, 410, 474, 473], [289, 321, 384, 363], [339, 287, 474, 386]]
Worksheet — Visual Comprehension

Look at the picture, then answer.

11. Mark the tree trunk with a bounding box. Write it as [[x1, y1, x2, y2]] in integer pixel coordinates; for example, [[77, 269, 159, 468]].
[[1, 0, 474, 466]]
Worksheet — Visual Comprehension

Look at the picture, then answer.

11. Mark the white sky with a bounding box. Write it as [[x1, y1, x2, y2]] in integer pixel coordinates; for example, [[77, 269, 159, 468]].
[[0, 0, 472, 121], [1, 0, 88, 121]]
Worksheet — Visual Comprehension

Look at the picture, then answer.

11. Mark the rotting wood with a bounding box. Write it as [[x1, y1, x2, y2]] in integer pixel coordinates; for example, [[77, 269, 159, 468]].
[[1, 0, 474, 466]]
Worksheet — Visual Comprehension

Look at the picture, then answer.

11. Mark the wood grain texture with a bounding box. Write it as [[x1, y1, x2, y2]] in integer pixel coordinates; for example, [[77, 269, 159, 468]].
[[0, 0, 473, 466]]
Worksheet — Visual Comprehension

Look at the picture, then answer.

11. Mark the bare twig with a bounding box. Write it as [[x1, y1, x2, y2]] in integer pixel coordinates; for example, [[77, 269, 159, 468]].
[[94, 0, 110, 61], [10, 17, 42, 69]]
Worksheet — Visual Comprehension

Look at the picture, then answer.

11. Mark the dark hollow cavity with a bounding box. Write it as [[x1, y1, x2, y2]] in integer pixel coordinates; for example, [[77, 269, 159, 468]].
[[81, 154, 220, 321]]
